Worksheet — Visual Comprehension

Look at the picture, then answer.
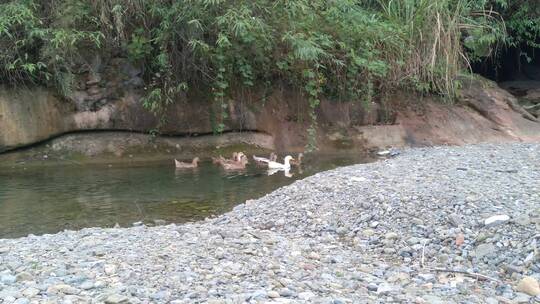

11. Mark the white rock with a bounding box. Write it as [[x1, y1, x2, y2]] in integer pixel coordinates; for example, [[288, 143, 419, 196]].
[[104, 264, 118, 275], [267, 291, 280, 298], [22, 287, 40, 298], [484, 215, 510, 226]]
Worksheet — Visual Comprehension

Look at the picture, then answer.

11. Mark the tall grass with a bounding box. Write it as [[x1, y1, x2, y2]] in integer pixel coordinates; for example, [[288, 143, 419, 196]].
[[376, 0, 506, 98]]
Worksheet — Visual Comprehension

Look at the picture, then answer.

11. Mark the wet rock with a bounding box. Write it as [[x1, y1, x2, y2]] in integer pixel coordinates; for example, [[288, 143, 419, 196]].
[[152, 219, 167, 226]]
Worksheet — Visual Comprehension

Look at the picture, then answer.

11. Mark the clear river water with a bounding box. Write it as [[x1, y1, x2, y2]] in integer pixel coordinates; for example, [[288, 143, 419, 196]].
[[0, 153, 371, 238]]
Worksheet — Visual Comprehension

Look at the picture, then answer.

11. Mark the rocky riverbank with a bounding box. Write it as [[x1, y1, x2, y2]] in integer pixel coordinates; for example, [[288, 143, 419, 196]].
[[1, 143, 540, 303]]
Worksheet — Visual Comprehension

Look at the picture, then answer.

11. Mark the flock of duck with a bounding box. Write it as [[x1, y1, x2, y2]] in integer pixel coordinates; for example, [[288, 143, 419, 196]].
[[174, 152, 303, 171]]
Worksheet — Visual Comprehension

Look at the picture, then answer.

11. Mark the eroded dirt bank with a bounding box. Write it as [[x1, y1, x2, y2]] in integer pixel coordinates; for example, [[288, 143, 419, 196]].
[[1, 74, 540, 156]]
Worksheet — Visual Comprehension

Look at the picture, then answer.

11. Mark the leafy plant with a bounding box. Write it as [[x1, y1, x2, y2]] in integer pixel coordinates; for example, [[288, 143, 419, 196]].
[[2, 0, 529, 145]]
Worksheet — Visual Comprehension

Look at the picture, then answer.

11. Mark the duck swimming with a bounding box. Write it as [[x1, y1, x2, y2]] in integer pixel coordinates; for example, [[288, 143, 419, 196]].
[[253, 152, 277, 165], [220, 154, 249, 170], [175, 157, 200, 169], [290, 153, 303, 167], [212, 152, 245, 165], [259, 155, 294, 170]]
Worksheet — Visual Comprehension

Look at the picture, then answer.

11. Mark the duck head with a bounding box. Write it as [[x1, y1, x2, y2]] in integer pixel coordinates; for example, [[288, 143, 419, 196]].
[[284, 155, 295, 165]]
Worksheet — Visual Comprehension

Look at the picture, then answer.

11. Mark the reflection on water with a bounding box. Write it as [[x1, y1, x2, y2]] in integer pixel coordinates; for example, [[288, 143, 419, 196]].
[[0, 153, 370, 238]]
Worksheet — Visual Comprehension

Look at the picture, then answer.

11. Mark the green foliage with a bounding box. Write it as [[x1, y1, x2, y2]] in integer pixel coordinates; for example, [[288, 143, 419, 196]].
[[489, 0, 540, 61], [0, 0, 103, 89], [4, 0, 535, 144]]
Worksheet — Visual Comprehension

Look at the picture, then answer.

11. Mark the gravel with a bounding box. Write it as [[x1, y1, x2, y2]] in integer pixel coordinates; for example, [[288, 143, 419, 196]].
[[1, 143, 539, 303]]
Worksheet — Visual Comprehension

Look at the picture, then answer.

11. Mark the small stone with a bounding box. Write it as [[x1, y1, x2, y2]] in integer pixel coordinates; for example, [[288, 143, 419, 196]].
[[367, 283, 378, 291], [278, 288, 294, 297], [377, 283, 398, 294], [80, 281, 95, 290], [385, 232, 399, 240], [104, 264, 118, 275], [308, 252, 321, 260], [448, 213, 463, 227], [513, 215, 531, 226], [417, 273, 436, 282], [504, 265, 523, 276], [132, 221, 143, 227], [94, 280, 107, 288], [336, 227, 348, 235], [421, 295, 444, 304], [383, 248, 396, 254], [215, 247, 225, 259], [485, 297, 498, 304], [298, 291, 316, 300], [15, 272, 33, 282], [22, 287, 40, 298], [0, 274, 16, 284], [369, 221, 379, 228], [47, 284, 80, 295], [153, 219, 167, 226], [475, 243, 496, 259], [516, 276, 540, 296], [362, 229, 375, 237], [267, 291, 280, 298], [484, 215, 510, 227], [514, 292, 531, 303], [524, 251, 535, 265], [105, 294, 130, 304], [455, 233, 465, 247]]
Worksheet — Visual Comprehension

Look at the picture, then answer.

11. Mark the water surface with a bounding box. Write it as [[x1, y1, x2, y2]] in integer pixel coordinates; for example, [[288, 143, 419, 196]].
[[0, 153, 371, 238]]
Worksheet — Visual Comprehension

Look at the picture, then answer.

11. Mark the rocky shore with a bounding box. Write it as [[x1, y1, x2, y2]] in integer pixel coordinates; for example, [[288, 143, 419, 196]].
[[1, 143, 539, 303]]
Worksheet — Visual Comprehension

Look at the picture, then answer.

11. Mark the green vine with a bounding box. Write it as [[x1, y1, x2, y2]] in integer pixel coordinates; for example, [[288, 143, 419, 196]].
[[303, 67, 323, 152]]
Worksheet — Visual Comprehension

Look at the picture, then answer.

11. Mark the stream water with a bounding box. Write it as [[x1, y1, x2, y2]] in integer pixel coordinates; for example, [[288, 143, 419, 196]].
[[0, 153, 371, 238]]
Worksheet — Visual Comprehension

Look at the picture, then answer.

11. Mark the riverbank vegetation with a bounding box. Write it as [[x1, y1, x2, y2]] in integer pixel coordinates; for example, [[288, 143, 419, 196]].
[[0, 0, 538, 146]]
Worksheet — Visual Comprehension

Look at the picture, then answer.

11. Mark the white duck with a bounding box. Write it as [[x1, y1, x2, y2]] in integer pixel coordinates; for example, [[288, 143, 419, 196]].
[[267, 168, 293, 178], [252, 152, 277, 165], [261, 155, 294, 170]]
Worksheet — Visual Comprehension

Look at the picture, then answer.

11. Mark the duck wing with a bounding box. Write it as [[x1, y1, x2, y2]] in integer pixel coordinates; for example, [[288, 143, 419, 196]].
[[175, 159, 193, 168], [267, 161, 285, 169], [253, 155, 270, 163]]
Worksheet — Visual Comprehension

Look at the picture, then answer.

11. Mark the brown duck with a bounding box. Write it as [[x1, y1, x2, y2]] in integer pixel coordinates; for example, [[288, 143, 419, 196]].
[[220, 154, 249, 170], [174, 157, 200, 169]]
